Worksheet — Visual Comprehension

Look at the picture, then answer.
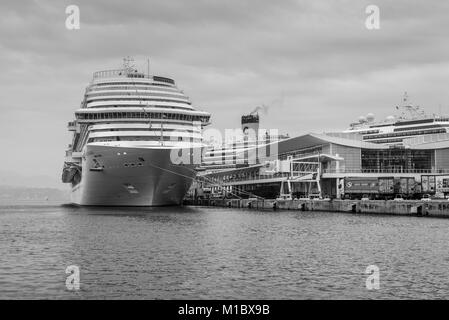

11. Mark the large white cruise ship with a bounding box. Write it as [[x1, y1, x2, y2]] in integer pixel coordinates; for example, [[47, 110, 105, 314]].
[[342, 93, 449, 145], [62, 59, 210, 206]]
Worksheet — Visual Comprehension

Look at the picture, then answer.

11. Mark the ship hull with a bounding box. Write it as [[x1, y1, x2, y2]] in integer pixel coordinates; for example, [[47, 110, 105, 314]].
[[70, 145, 197, 206]]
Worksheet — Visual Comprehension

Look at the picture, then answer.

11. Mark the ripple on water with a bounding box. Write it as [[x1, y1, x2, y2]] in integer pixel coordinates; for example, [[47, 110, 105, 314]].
[[1, 205, 449, 299]]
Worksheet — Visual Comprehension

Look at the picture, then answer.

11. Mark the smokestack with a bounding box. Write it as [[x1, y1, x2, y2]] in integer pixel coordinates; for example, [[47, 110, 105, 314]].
[[241, 113, 260, 135]]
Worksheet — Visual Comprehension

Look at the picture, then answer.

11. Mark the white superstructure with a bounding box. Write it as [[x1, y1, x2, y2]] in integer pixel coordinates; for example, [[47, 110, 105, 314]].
[[343, 93, 449, 145], [62, 58, 210, 206]]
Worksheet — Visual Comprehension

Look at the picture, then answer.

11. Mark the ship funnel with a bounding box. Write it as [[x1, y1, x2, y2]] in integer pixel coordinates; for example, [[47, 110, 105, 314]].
[[241, 113, 260, 137]]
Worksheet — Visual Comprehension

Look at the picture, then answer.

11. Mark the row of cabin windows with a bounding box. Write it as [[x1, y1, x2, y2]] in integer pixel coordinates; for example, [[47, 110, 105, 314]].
[[91, 128, 198, 133], [87, 85, 178, 93], [77, 112, 207, 122], [88, 136, 199, 142], [370, 138, 403, 144], [355, 129, 380, 135], [91, 82, 173, 88], [393, 124, 446, 132], [85, 97, 192, 105], [364, 128, 447, 140], [86, 91, 188, 100]]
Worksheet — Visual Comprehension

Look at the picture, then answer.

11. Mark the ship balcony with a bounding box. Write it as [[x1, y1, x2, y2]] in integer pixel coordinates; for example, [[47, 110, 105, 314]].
[[67, 121, 79, 132], [72, 151, 83, 158]]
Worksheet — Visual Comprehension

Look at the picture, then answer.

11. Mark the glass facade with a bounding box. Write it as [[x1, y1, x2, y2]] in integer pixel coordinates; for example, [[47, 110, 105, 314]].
[[361, 148, 432, 172]]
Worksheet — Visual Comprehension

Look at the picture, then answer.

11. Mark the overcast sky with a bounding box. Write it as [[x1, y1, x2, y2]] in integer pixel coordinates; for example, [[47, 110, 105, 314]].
[[1, 0, 449, 188]]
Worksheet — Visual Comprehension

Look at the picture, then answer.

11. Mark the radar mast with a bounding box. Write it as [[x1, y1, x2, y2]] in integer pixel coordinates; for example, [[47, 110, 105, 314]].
[[397, 92, 427, 120]]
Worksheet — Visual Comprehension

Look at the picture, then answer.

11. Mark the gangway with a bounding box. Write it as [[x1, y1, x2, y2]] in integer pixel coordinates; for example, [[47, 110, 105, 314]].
[[288, 153, 343, 198]]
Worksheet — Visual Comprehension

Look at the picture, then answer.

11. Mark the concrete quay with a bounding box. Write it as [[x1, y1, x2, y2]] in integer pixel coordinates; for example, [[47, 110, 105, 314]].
[[184, 199, 449, 218]]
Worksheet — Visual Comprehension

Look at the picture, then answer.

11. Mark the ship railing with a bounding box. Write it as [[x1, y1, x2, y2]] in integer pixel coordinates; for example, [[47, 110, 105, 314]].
[[92, 69, 177, 82], [322, 168, 449, 174], [93, 69, 128, 79], [93, 69, 149, 79]]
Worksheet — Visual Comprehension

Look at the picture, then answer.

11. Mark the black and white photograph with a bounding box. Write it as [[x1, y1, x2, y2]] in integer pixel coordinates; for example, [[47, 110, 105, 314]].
[[1, 0, 449, 307]]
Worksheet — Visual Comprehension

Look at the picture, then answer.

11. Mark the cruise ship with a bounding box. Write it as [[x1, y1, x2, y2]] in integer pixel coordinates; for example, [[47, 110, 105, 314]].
[[62, 58, 211, 206], [343, 93, 449, 145]]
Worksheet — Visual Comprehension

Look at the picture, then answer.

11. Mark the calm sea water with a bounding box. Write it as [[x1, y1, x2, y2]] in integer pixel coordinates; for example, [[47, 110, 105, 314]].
[[1, 203, 449, 299]]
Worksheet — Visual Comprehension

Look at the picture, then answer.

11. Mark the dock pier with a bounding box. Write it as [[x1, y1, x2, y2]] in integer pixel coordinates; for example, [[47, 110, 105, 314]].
[[183, 199, 449, 218]]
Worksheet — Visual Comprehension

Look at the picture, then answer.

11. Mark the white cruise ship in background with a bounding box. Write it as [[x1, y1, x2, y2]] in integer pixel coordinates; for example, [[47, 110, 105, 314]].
[[342, 93, 449, 145], [62, 58, 210, 206], [201, 111, 289, 172]]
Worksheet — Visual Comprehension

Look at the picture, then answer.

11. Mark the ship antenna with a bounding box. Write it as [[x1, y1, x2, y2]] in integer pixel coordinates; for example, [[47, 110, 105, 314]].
[[398, 91, 427, 120], [403, 91, 408, 104], [147, 58, 150, 77], [402, 91, 412, 119]]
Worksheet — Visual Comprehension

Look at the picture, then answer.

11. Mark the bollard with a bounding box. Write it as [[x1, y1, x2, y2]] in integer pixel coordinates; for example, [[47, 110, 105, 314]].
[[417, 205, 423, 216]]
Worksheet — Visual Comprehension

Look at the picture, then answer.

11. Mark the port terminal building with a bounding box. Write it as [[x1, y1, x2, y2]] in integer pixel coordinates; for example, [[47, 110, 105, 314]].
[[194, 130, 449, 200]]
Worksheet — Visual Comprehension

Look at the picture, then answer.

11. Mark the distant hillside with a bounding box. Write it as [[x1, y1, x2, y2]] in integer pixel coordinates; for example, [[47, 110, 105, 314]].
[[0, 185, 69, 202], [0, 171, 62, 189]]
